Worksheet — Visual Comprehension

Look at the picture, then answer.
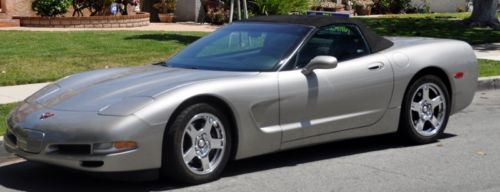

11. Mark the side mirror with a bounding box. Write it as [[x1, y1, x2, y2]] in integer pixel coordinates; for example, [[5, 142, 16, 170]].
[[301, 56, 338, 75]]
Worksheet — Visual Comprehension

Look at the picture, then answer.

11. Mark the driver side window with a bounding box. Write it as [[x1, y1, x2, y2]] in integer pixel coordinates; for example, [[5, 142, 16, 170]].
[[295, 25, 370, 68]]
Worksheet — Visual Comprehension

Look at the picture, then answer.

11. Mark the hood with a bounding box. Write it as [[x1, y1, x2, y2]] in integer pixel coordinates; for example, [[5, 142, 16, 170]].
[[29, 65, 258, 112]]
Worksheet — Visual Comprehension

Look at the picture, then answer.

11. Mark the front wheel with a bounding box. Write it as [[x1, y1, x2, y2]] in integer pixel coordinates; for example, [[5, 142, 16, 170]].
[[399, 75, 450, 144], [162, 103, 231, 184]]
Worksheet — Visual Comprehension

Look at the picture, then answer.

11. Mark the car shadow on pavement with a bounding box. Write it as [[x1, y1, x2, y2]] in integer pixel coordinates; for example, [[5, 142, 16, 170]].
[[0, 133, 456, 192]]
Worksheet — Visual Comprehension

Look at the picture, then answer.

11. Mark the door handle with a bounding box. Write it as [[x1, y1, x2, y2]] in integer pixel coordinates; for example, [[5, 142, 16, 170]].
[[368, 63, 384, 71]]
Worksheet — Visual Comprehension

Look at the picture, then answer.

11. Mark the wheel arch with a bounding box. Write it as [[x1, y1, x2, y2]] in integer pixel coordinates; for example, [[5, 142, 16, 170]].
[[404, 67, 453, 106], [164, 94, 239, 160]]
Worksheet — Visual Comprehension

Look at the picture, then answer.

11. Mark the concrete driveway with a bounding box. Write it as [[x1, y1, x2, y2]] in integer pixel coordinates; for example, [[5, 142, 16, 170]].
[[0, 90, 499, 192]]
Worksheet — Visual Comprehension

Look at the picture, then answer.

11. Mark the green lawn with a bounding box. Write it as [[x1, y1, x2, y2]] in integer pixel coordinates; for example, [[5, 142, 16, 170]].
[[0, 31, 206, 86], [479, 59, 500, 77], [0, 103, 17, 136], [0, 13, 499, 86]]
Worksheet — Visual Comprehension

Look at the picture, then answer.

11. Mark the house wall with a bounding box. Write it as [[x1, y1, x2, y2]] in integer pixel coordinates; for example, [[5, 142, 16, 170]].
[[411, 0, 467, 13], [0, 0, 35, 17], [139, 0, 204, 22], [174, 0, 203, 22]]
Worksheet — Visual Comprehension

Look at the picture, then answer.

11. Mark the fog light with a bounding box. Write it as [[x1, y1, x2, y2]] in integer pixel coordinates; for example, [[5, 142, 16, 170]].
[[93, 141, 137, 155]]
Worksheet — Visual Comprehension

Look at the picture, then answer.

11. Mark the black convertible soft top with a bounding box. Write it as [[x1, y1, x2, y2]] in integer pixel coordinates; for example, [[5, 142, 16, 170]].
[[242, 15, 394, 53]]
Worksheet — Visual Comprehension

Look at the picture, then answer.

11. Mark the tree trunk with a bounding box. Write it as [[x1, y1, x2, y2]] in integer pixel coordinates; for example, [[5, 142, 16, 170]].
[[465, 0, 499, 29]]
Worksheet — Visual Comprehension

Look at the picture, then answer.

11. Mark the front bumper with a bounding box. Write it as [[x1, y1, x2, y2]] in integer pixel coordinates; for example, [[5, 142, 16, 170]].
[[4, 103, 165, 172]]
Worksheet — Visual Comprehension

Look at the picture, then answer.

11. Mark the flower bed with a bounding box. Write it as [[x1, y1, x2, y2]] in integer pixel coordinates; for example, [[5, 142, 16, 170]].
[[13, 12, 150, 28]]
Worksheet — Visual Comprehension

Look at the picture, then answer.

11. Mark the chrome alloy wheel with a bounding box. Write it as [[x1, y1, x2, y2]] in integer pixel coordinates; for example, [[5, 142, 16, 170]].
[[181, 113, 226, 175], [410, 83, 447, 137]]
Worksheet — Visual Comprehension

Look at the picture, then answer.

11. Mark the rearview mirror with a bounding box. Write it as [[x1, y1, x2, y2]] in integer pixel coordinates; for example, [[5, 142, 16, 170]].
[[301, 56, 338, 75]]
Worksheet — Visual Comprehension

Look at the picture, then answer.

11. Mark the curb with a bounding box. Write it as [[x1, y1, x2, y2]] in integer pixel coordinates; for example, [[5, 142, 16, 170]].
[[477, 76, 500, 91]]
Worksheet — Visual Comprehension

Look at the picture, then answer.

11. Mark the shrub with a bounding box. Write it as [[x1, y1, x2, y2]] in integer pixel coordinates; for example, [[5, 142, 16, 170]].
[[32, 0, 72, 17], [405, 0, 431, 13], [390, 0, 412, 13], [250, 0, 311, 15], [372, 0, 391, 14], [202, 0, 227, 25], [372, 0, 412, 14], [153, 0, 176, 13], [353, 0, 374, 9]]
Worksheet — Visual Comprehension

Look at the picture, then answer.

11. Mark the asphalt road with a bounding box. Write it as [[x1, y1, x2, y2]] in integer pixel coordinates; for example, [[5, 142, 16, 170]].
[[0, 90, 499, 192]]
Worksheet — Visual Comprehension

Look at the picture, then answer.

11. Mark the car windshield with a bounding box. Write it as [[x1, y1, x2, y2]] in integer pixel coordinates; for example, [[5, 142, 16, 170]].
[[165, 23, 312, 71]]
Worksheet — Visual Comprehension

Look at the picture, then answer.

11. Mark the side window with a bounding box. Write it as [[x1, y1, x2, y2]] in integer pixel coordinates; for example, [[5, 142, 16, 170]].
[[295, 25, 370, 68]]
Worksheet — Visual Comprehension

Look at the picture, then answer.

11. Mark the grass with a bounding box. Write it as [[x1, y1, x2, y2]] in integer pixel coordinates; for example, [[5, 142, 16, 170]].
[[479, 59, 500, 77], [0, 31, 206, 86], [0, 103, 17, 136], [0, 13, 499, 86]]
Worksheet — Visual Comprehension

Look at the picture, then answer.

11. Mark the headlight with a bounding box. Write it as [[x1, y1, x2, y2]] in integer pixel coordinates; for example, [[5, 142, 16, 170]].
[[98, 96, 154, 116], [25, 84, 60, 104]]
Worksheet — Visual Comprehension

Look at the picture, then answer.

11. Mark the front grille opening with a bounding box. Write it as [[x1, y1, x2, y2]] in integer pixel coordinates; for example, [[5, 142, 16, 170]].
[[52, 144, 91, 155], [81, 161, 104, 168], [6, 131, 17, 146]]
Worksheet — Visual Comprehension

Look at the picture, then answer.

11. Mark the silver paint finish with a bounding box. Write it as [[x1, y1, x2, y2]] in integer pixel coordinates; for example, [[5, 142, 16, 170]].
[[278, 53, 393, 142], [4, 36, 477, 173]]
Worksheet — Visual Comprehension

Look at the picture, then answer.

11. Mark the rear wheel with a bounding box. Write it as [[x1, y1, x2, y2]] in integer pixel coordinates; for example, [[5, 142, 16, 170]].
[[399, 75, 450, 144], [162, 103, 231, 184]]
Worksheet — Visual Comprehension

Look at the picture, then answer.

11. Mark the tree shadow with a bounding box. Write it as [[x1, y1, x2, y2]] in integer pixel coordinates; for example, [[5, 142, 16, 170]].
[[0, 133, 456, 192], [124, 33, 203, 45]]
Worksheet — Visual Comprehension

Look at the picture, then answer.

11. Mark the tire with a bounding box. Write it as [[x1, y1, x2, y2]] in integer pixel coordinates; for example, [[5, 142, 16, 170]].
[[162, 103, 232, 184], [398, 75, 451, 144]]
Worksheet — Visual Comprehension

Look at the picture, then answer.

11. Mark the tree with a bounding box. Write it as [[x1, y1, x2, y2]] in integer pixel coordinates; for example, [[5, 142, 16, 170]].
[[464, 0, 499, 29]]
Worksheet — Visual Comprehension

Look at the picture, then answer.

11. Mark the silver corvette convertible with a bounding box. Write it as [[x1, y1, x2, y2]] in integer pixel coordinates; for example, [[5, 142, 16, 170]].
[[4, 16, 477, 184]]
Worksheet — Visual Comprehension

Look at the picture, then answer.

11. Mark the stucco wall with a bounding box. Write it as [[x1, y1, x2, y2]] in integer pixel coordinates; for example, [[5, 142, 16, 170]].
[[139, 0, 204, 22], [1, 0, 35, 17], [411, 0, 467, 13]]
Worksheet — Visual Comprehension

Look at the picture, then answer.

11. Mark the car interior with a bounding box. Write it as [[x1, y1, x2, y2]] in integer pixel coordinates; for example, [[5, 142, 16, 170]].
[[295, 25, 370, 68]]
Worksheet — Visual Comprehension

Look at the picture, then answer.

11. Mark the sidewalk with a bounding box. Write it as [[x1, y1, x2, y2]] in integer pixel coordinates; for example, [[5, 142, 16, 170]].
[[473, 43, 500, 61], [0, 22, 218, 32], [0, 83, 50, 104]]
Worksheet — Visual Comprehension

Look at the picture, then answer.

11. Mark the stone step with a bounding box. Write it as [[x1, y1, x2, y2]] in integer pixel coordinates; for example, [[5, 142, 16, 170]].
[[0, 18, 20, 27]]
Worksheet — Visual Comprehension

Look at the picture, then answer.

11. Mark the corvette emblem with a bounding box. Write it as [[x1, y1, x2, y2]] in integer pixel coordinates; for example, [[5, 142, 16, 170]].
[[40, 112, 55, 120]]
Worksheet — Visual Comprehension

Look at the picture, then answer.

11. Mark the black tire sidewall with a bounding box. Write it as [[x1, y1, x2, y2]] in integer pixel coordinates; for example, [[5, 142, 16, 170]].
[[400, 75, 451, 144], [162, 103, 232, 184]]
